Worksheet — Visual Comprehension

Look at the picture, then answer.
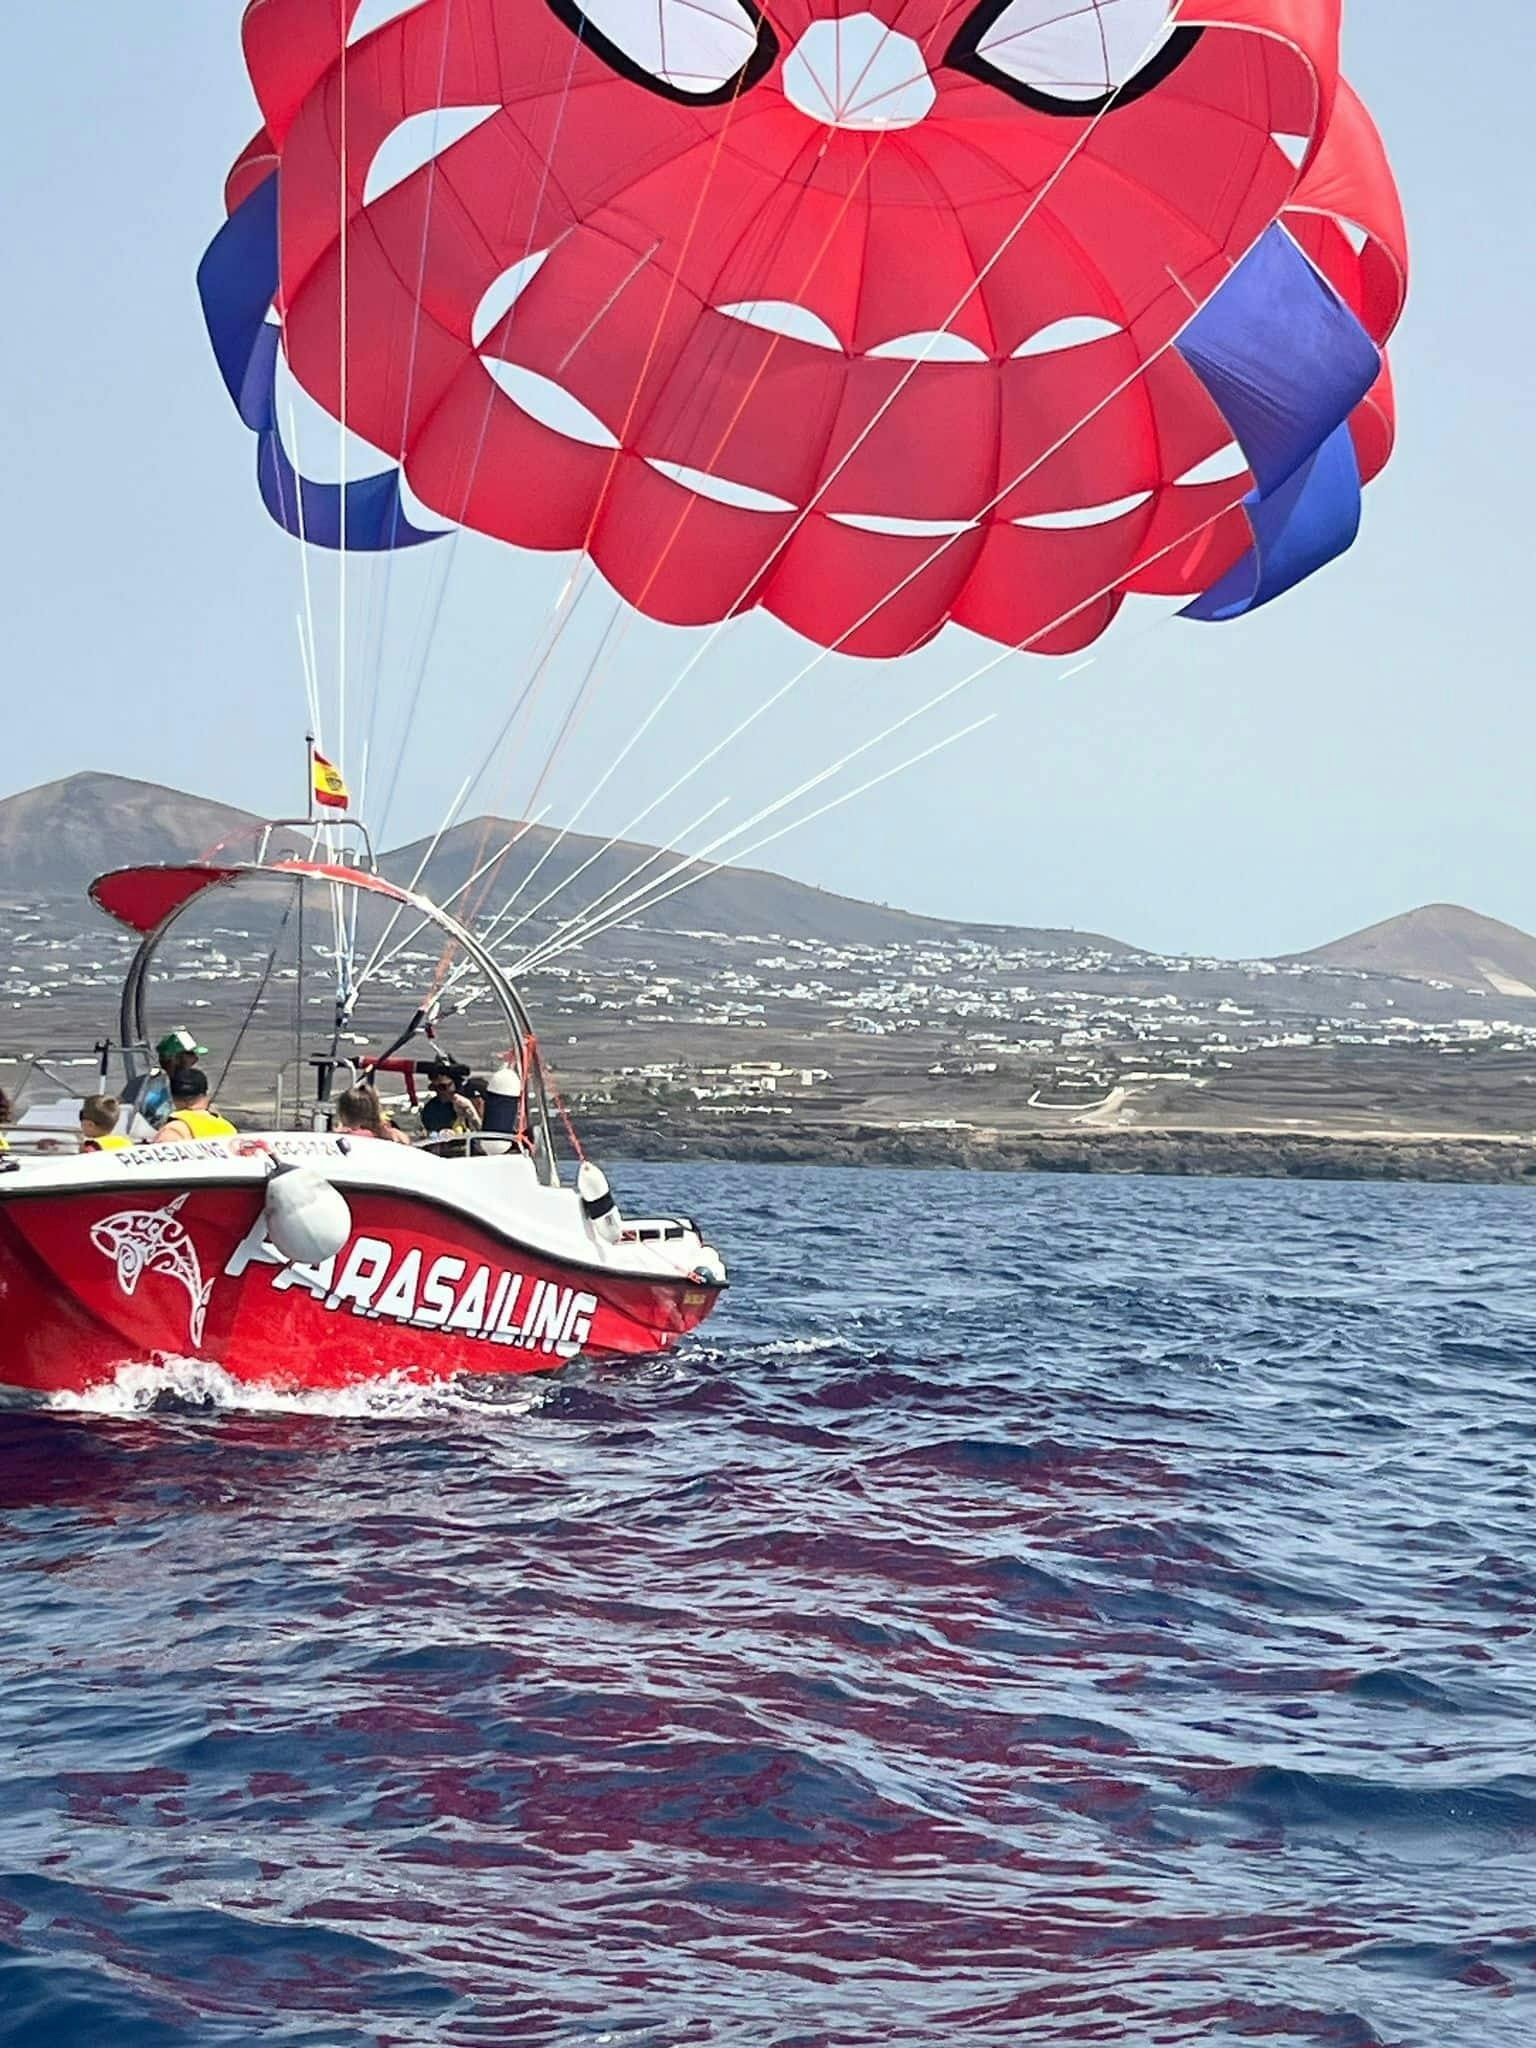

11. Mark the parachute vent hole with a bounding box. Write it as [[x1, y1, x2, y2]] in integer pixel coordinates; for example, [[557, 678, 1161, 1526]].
[[828, 511, 975, 539], [348, 0, 435, 46], [546, 0, 776, 105], [867, 331, 991, 363], [949, 2, 1202, 116], [781, 17, 937, 130], [363, 106, 502, 208], [645, 460, 795, 515], [479, 360, 621, 450], [714, 301, 844, 352], [1175, 442, 1250, 488], [1013, 492, 1152, 531], [1012, 316, 1122, 359], [472, 252, 553, 348]]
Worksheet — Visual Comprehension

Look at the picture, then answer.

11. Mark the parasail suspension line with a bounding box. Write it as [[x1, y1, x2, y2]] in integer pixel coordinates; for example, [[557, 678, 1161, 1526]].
[[478, 14, 1171, 956], [290, 390, 348, 993], [508, 477, 1259, 977], [507, 10, 1176, 865], [357, 0, 458, 819], [288, 401, 324, 746], [554, 240, 662, 378], [455, 120, 870, 943], [511, 715, 1000, 980], [337, 15, 350, 789], [348, 766, 476, 997], [479, 782, 736, 962], [359, 808, 553, 994], [489, 792, 732, 971], [491, 666, 1012, 964], [295, 616, 322, 750], [524, 229, 1256, 938], [373, 29, 589, 847], [431, 16, 934, 959], [438, 61, 846, 949]]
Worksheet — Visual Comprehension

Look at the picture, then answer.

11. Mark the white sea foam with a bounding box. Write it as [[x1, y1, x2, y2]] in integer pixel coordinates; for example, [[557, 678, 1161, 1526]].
[[41, 1356, 553, 1422], [690, 1334, 855, 1364]]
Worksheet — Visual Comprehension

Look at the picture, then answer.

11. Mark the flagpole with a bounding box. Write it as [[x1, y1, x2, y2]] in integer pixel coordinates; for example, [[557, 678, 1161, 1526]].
[[306, 731, 317, 824]]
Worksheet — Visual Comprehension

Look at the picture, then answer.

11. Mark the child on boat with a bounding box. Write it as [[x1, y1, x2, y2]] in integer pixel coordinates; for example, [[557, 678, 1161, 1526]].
[[333, 1084, 411, 1145], [79, 1096, 132, 1152]]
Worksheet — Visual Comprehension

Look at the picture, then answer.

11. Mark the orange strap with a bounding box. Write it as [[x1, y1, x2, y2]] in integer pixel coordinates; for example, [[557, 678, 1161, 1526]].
[[536, 1038, 586, 1163]]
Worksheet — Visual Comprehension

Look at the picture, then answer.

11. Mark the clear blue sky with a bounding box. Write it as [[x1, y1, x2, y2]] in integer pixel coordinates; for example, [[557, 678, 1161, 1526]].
[[1, 3, 1531, 957]]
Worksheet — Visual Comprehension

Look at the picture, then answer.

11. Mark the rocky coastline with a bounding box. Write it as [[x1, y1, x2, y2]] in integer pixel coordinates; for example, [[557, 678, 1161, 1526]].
[[582, 1118, 1536, 1186]]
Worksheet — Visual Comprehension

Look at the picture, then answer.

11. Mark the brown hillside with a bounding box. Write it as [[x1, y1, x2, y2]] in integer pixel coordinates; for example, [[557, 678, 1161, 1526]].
[[0, 773, 268, 901], [1292, 904, 1536, 997], [382, 814, 1132, 955], [0, 776, 1133, 953]]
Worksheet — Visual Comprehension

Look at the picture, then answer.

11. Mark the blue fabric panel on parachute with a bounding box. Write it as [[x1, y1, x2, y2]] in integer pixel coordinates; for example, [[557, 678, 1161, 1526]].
[[197, 172, 282, 429], [1176, 225, 1379, 496], [257, 439, 447, 551], [1181, 423, 1363, 623], [1174, 224, 1378, 619], [197, 173, 443, 552]]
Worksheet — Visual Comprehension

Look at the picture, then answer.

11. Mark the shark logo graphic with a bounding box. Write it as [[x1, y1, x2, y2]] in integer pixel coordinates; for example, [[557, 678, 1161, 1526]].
[[90, 1194, 214, 1348]]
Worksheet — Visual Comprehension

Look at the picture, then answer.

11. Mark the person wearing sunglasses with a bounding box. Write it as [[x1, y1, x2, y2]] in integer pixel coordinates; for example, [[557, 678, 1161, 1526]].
[[417, 1063, 482, 1144]]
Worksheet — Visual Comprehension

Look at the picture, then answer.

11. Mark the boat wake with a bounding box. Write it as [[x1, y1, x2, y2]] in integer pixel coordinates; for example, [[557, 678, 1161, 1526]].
[[31, 1356, 554, 1422]]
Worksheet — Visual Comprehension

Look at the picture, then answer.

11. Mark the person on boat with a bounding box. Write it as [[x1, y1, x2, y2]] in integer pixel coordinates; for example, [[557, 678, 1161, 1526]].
[[334, 1084, 411, 1145], [149, 1069, 236, 1144], [139, 1029, 209, 1130], [79, 1096, 132, 1152], [0, 1087, 10, 1152], [418, 1064, 482, 1145], [466, 1065, 534, 1156]]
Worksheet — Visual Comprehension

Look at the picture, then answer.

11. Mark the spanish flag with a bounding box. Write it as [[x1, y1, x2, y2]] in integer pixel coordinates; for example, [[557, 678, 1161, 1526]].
[[312, 750, 350, 812]]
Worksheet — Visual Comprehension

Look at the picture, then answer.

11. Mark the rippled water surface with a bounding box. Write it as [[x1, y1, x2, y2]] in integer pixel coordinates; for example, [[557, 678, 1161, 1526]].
[[3, 1163, 1535, 2046]]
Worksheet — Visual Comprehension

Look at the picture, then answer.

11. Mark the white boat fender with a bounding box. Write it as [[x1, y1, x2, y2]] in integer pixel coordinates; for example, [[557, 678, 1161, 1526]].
[[263, 1164, 352, 1266], [577, 1159, 623, 1245]]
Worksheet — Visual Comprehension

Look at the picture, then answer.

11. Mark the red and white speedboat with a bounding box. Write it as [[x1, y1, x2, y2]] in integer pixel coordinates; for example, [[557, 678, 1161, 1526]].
[[0, 846, 725, 1401]]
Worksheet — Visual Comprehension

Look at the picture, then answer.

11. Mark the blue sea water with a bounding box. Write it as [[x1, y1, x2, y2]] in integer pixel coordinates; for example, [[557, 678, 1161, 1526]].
[[1, 1162, 1534, 2047]]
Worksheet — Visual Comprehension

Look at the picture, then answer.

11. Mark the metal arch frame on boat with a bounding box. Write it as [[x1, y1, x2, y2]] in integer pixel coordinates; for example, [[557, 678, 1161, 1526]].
[[103, 830, 561, 1187]]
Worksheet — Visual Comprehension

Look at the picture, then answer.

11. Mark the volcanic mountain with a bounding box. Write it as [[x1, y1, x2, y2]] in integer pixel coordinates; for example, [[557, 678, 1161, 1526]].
[[0, 773, 269, 901], [10, 777, 1536, 997], [1292, 904, 1536, 998], [381, 815, 1130, 955], [0, 775, 1130, 954]]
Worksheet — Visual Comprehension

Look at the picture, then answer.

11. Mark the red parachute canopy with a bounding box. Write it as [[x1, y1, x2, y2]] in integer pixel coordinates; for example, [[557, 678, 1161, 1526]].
[[214, 0, 1406, 656]]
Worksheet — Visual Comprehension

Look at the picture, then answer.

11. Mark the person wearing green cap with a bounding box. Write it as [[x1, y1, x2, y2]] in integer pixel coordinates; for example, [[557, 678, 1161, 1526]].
[[139, 1028, 211, 1131]]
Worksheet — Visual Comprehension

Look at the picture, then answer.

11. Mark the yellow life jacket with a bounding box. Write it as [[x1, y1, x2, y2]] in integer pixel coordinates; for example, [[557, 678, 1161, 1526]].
[[84, 1135, 133, 1152], [170, 1109, 237, 1140]]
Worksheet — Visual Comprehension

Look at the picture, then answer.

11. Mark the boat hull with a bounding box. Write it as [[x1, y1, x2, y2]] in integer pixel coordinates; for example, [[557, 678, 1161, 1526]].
[[0, 1176, 722, 1400]]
